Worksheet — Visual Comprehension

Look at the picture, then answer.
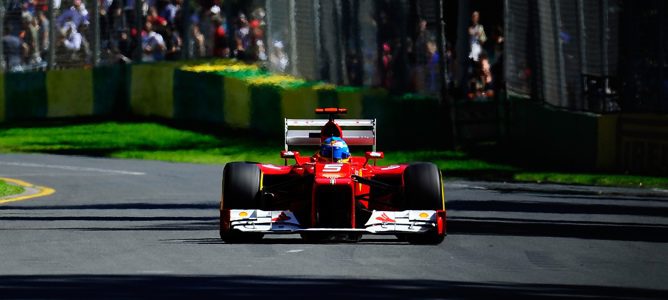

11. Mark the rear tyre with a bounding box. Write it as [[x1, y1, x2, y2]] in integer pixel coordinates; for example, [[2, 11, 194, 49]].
[[399, 163, 445, 245], [220, 162, 264, 243]]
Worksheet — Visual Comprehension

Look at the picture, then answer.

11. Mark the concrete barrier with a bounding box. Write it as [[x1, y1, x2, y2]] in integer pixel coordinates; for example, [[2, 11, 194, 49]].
[[4, 71, 47, 121], [174, 70, 225, 123], [223, 76, 251, 129], [46, 69, 94, 118], [3, 60, 664, 175], [94, 64, 129, 116], [0, 74, 4, 122], [130, 64, 175, 118], [250, 84, 282, 135]]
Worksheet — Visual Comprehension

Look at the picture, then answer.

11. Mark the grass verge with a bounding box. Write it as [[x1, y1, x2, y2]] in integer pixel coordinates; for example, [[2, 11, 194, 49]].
[[1, 120, 667, 189], [0, 180, 25, 198], [513, 173, 668, 189]]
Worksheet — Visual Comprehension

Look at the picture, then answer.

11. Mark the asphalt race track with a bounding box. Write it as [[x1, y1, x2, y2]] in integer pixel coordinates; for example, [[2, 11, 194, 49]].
[[1, 153, 667, 299]]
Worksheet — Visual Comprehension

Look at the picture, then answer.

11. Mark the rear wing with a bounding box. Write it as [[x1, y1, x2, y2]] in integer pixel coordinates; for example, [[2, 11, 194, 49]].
[[285, 118, 377, 151]]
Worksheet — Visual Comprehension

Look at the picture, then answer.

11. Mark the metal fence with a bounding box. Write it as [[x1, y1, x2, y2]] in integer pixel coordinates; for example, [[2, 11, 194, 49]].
[[4, 0, 663, 113], [263, 0, 446, 96], [1, 0, 447, 98], [505, 0, 667, 113], [0, 0, 269, 71]]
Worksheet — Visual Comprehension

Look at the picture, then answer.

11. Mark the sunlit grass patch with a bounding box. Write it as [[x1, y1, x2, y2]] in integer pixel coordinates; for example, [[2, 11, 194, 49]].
[[0, 180, 24, 198], [3, 120, 668, 189], [514, 172, 668, 189]]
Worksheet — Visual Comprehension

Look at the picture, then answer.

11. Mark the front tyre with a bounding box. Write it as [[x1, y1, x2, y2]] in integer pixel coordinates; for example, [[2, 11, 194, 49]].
[[220, 162, 264, 243], [401, 162, 445, 245]]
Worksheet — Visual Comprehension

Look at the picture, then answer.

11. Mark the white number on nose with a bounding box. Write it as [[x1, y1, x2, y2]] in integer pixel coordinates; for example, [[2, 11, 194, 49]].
[[323, 164, 343, 172]]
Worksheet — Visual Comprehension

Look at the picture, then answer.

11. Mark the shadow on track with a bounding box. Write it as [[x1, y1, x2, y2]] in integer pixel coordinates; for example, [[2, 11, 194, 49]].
[[0, 275, 665, 300], [485, 186, 668, 201], [0, 203, 218, 210], [448, 200, 668, 217], [448, 217, 668, 243], [162, 237, 412, 246]]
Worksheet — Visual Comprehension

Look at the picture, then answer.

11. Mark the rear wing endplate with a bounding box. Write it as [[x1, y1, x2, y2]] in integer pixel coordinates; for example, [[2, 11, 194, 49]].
[[285, 118, 376, 151]]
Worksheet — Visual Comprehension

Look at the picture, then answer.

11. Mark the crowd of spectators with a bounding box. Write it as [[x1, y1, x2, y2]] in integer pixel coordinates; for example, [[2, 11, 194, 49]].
[[2, 0, 50, 71], [3, 2, 503, 102], [371, 6, 504, 99], [373, 11, 449, 97], [2, 0, 268, 70], [465, 11, 504, 100]]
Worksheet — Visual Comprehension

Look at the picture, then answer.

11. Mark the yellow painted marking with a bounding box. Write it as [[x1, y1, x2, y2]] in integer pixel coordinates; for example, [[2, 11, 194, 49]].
[[440, 173, 446, 211], [0, 177, 55, 204], [260, 171, 264, 191]]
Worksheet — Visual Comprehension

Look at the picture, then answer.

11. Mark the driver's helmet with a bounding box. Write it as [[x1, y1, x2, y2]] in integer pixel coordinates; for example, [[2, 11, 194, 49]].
[[320, 137, 350, 162]]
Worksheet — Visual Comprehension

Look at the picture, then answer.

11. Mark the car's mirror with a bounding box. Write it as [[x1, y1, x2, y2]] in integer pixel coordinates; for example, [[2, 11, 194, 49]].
[[281, 150, 299, 159], [365, 151, 384, 160]]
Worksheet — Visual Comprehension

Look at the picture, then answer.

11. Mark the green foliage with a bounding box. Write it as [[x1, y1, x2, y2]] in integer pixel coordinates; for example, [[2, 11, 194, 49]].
[[0, 122, 281, 165], [0, 181, 24, 198], [514, 173, 668, 189], [2, 121, 667, 189]]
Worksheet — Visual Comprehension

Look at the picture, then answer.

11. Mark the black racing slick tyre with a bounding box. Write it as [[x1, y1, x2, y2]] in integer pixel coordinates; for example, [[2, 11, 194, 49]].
[[220, 162, 264, 243], [400, 162, 445, 245]]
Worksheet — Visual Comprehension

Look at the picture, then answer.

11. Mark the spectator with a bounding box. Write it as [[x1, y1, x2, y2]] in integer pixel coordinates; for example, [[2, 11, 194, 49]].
[[147, 6, 168, 28], [467, 54, 494, 100], [426, 40, 440, 94], [108, 0, 126, 32], [160, 0, 181, 25], [98, 3, 111, 53], [211, 15, 229, 57], [57, 21, 84, 64], [467, 11, 486, 62], [269, 40, 288, 72], [190, 24, 206, 58], [61, 22, 82, 52], [3, 26, 23, 72], [164, 26, 182, 60], [116, 29, 134, 61], [381, 42, 393, 89], [234, 13, 251, 59], [37, 10, 50, 58], [56, 0, 89, 30], [250, 18, 266, 61], [414, 18, 433, 93], [490, 25, 505, 92], [24, 15, 42, 64], [141, 21, 166, 61]]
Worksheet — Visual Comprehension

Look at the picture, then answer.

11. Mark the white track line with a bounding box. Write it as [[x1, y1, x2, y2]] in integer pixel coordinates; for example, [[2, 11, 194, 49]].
[[0, 162, 146, 176]]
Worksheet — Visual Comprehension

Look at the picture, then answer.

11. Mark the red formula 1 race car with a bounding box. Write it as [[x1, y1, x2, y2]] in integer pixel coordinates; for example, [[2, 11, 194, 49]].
[[220, 108, 446, 244]]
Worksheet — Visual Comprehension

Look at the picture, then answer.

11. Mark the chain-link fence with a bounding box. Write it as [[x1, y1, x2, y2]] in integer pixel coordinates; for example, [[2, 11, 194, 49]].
[[2, 0, 448, 97], [263, 0, 447, 97], [505, 0, 667, 113], [0, 0, 270, 71], [4, 0, 663, 113]]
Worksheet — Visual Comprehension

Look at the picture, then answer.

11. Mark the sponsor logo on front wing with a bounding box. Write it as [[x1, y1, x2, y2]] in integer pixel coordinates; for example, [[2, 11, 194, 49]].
[[375, 212, 396, 223]]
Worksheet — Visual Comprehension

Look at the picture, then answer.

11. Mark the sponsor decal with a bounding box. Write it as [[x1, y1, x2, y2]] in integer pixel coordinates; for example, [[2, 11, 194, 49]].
[[375, 212, 396, 223], [381, 165, 400, 170], [272, 212, 291, 222], [262, 164, 283, 170]]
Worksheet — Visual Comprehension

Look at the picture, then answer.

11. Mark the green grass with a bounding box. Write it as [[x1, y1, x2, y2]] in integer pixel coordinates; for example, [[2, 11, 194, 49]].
[[0, 180, 24, 198], [513, 173, 668, 189], [1, 121, 667, 189], [0, 122, 283, 165]]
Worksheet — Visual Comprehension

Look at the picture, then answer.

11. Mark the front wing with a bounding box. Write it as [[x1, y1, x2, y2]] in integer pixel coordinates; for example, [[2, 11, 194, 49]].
[[223, 209, 446, 235]]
